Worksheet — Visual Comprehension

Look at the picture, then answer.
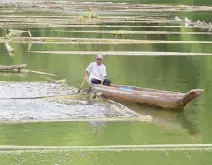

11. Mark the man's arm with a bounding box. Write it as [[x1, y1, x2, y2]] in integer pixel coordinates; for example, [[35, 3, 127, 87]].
[[101, 65, 107, 85], [85, 63, 92, 82], [84, 71, 89, 82]]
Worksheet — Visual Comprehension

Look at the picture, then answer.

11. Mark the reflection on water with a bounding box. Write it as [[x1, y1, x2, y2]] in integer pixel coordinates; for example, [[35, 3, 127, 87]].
[[1, 149, 212, 165], [125, 102, 201, 135]]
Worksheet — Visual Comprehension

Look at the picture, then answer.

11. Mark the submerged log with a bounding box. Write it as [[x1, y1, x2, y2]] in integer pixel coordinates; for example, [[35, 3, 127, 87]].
[[0, 64, 57, 76], [0, 64, 27, 72]]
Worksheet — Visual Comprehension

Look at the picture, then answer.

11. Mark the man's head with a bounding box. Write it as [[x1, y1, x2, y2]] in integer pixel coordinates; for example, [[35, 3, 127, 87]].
[[96, 54, 103, 65]]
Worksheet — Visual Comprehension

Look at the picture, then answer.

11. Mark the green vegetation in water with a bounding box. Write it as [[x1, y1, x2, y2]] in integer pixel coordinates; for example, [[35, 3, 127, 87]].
[[0, 121, 200, 146], [80, 10, 98, 19]]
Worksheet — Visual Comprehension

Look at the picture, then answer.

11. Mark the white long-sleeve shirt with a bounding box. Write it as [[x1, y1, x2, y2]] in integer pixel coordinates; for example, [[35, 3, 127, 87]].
[[86, 62, 106, 81]]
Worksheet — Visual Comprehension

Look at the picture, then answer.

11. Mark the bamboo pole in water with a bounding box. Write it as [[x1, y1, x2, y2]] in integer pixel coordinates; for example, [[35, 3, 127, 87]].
[[4, 41, 212, 45], [1, 144, 211, 151], [0, 15, 168, 21], [0, 19, 176, 24], [0, 16, 169, 21], [0, 15, 161, 20], [28, 51, 212, 56], [22, 69, 57, 76], [51, 30, 212, 35], [1, 37, 212, 44], [0, 23, 208, 29]]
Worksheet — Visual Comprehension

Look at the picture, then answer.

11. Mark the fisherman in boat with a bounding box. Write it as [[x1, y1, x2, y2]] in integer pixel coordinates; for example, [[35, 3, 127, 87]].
[[85, 54, 111, 86]]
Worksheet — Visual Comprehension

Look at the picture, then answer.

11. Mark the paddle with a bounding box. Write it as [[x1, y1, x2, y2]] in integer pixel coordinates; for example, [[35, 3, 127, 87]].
[[77, 78, 85, 93]]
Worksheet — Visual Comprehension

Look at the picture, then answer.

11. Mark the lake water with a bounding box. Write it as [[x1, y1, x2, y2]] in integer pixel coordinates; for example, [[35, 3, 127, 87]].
[[0, 0, 212, 164]]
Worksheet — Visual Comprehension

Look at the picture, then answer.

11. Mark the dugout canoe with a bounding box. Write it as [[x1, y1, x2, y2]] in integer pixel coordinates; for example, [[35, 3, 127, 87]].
[[89, 84, 203, 109]]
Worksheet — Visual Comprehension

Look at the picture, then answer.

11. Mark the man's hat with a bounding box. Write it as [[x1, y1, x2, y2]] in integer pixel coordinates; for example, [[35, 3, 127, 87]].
[[96, 54, 103, 60]]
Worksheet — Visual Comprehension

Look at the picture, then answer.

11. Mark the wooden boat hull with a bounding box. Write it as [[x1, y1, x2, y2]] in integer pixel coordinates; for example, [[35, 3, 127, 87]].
[[89, 84, 203, 110]]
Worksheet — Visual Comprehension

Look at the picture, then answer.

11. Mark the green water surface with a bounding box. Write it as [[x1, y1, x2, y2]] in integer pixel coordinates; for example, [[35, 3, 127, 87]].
[[0, 0, 212, 164]]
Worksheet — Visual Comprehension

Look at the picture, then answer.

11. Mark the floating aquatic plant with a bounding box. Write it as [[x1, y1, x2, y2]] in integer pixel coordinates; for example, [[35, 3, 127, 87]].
[[174, 16, 212, 31], [5, 29, 32, 37], [80, 10, 98, 19], [111, 30, 128, 34]]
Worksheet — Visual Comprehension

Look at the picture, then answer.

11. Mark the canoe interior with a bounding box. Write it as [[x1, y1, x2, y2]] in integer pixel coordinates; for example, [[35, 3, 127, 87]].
[[111, 84, 184, 94]]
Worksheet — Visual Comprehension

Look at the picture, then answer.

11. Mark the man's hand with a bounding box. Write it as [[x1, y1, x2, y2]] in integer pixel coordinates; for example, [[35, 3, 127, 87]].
[[100, 78, 104, 85], [84, 76, 88, 82]]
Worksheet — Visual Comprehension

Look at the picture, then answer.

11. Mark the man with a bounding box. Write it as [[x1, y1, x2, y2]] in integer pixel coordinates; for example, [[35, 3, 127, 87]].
[[85, 54, 111, 86]]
